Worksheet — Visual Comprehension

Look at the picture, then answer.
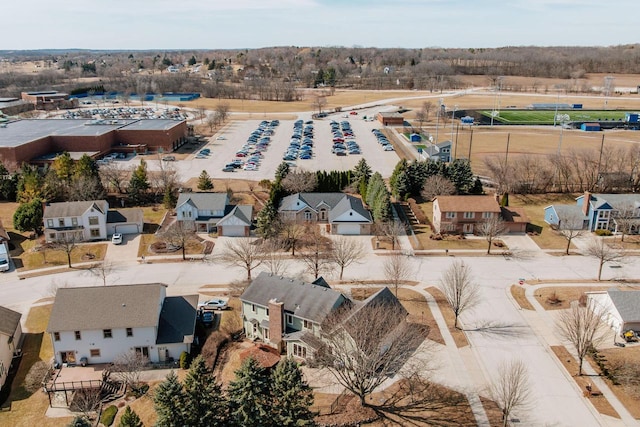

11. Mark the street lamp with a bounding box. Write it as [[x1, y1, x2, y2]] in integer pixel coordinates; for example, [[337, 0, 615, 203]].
[[450, 105, 458, 146], [556, 113, 570, 155]]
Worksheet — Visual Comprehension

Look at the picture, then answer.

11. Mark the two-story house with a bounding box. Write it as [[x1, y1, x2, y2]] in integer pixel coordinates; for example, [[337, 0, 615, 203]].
[[545, 192, 640, 233], [47, 284, 197, 366], [0, 306, 22, 390], [175, 193, 253, 236], [278, 192, 373, 235], [241, 272, 349, 360], [43, 200, 143, 242], [420, 140, 452, 163], [432, 194, 528, 234]]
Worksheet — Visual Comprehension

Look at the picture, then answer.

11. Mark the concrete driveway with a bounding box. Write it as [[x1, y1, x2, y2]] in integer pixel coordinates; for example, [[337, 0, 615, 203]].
[[104, 234, 141, 264]]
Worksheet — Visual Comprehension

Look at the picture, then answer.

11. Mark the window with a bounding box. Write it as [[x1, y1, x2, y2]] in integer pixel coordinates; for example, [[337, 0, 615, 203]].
[[187, 210, 192, 218], [445, 212, 456, 219], [303, 320, 312, 330], [88, 216, 99, 225], [90, 229, 100, 237], [264, 329, 270, 340], [482, 212, 493, 219], [304, 211, 312, 220], [126, 328, 133, 337], [49, 233, 56, 240], [286, 314, 293, 324], [90, 349, 101, 357], [74, 331, 81, 340], [58, 218, 65, 227], [103, 329, 112, 339], [251, 304, 256, 313], [463, 212, 474, 219], [446, 224, 456, 231], [71, 217, 78, 226], [293, 344, 307, 359], [47, 219, 53, 228], [265, 308, 269, 316], [53, 332, 60, 341]]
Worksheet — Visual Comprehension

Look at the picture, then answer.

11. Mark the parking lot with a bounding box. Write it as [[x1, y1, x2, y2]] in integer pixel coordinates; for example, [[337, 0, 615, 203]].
[[144, 117, 401, 182]]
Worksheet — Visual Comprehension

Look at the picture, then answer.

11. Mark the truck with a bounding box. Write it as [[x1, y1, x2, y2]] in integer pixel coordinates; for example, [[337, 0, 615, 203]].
[[0, 244, 10, 272]]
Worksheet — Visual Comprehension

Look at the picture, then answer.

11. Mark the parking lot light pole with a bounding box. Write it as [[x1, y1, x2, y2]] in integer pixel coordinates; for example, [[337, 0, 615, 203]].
[[451, 105, 458, 148]]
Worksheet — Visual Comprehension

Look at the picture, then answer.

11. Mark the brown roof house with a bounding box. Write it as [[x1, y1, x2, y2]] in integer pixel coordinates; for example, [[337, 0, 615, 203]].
[[432, 194, 529, 234]]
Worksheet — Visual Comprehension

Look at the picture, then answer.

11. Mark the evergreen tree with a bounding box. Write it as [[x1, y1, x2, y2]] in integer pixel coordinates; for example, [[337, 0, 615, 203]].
[[228, 357, 273, 427], [183, 355, 228, 427], [470, 177, 484, 195], [0, 162, 17, 201], [13, 199, 43, 235], [389, 159, 408, 199], [257, 201, 279, 239], [163, 186, 177, 209], [128, 160, 150, 204], [73, 154, 100, 180], [448, 159, 474, 194], [153, 370, 187, 427], [271, 358, 315, 426], [17, 164, 44, 203], [118, 406, 143, 427], [275, 162, 290, 181], [188, 55, 197, 66], [197, 170, 214, 191], [51, 152, 74, 183]]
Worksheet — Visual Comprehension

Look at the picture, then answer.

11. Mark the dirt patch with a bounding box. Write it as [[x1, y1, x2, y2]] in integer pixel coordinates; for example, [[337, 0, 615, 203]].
[[550, 346, 620, 418], [595, 347, 640, 419], [425, 287, 469, 348], [510, 284, 535, 310], [533, 286, 612, 310]]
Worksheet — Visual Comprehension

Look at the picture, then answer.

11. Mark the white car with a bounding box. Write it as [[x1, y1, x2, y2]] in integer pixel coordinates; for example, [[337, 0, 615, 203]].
[[216, 135, 227, 140], [384, 145, 395, 151], [111, 233, 123, 245], [198, 299, 229, 311]]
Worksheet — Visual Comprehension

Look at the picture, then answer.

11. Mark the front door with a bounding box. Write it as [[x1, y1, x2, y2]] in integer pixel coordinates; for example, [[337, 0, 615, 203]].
[[60, 351, 76, 364], [463, 223, 473, 234], [134, 346, 149, 358]]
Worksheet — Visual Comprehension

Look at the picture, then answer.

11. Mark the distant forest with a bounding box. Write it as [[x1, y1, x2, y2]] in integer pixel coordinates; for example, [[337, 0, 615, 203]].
[[1, 45, 639, 100]]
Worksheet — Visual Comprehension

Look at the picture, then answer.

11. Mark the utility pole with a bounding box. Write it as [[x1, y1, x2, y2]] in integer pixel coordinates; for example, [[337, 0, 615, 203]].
[[505, 133, 511, 167], [468, 129, 474, 162]]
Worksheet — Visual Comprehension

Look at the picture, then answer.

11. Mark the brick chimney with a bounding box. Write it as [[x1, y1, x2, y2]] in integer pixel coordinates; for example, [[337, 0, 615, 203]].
[[268, 299, 284, 353], [582, 191, 591, 216]]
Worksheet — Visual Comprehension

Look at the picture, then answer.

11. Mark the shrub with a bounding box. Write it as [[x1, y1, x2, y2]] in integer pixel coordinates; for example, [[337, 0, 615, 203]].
[[131, 382, 149, 398], [179, 351, 192, 369], [595, 229, 612, 236], [100, 405, 118, 426], [24, 360, 50, 393]]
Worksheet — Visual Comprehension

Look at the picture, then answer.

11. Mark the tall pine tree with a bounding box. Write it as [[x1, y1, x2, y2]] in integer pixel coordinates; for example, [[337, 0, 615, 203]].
[[182, 355, 227, 427], [228, 357, 273, 427], [153, 370, 187, 427], [271, 358, 315, 426], [128, 160, 150, 204], [118, 406, 143, 427], [197, 170, 214, 191]]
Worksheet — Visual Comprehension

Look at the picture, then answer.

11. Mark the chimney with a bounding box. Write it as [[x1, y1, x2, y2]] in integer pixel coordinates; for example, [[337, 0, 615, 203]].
[[582, 191, 591, 216], [268, 299, 284, 353]]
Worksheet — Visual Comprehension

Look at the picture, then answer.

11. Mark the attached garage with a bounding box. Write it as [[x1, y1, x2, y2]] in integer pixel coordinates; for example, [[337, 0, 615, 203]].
[[217, 205, 253, 237], [106, 208, 144, 236], [218, 225, 247, 237], [110, 223, 141, 234], [336, 224, 361, 235]]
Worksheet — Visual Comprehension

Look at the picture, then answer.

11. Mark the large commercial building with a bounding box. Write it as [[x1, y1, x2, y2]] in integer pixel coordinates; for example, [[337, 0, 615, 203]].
[[0, 119, 187, 166]]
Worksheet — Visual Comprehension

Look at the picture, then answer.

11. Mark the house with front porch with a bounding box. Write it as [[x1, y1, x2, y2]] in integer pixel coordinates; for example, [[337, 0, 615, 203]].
[[43, 200, 142, 242], [175, 192, 253, 236], [0, 306, 22, 390], [47, 284, 197, 366], [278, 192, 373, 235]]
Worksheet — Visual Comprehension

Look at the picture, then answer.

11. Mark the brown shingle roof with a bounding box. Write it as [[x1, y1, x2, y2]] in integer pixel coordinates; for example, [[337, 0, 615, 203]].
[[47, 284, 166, 332], [0, 306, 21, 336], [501, 206, 530, 224], [435, 195, 501, 213]]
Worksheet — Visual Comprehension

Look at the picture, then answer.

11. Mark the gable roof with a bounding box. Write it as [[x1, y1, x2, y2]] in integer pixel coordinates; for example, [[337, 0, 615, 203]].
[[47, 284, 166, 332], [435, 195, 501, 213], [176, 192, 229, 212], [44, 200, 108, 218], [591, 194, 640, 210], [218, 205, 253, 226], [106, 208, 143, 224], [608, 288, 640, 323], [156, 295, 198, 345], [279, 192, 347, 212], [241, 272, 347, 323], [500, 206, 530, 224], [328, 195, 372, 223], [0, 306, 21, 336], [548, 204, 587, 220]]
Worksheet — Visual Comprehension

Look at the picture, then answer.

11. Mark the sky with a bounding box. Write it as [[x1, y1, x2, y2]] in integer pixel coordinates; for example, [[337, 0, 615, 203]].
[[0, 0, 636, 50]]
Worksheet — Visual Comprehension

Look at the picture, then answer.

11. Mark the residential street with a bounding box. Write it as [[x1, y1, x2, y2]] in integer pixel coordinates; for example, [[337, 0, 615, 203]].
[[1, 237, 639, 426]]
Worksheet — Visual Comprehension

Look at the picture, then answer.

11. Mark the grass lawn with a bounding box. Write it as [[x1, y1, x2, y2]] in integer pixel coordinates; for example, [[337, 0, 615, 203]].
[[0, 304, 72, 426], [479, 109, 629, 125], [533, 286, 617, 310], [596, 347, 640, 419], [137, 234, 206, 258], [19, 243, 107, 271], [424, 287, 469, 348], [510, 284, 534, 310]]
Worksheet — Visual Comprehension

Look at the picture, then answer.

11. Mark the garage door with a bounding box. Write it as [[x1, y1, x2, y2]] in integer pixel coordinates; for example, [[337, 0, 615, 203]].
[[221, 226, 246, 237], [114, 224, 140, 235], [337, 224, 360, 235]]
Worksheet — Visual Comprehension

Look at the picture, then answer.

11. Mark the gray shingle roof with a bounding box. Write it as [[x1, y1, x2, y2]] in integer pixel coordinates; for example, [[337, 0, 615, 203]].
[[176, 192, 229, 212], [608, 288, 640, 323], [106, 208, 143, 224], [47, 284, 166, 332], [44, 200, 108, 218], [328, 194, 372, 223], [592, 194, 640, 210], [156, 295, 198, 345], [551, 205, 587, 219], [241, 272, 347, 323], [0, 306, 21, 336], [280, 192, 346, 212], [219, 205, 253, 225]]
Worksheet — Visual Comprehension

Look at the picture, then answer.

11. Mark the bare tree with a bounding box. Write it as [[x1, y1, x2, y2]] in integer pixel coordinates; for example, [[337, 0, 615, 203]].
[[556, 212, 586, 255], [381, 220, 405, 251], [584, 238, 625, 281], [312, 95, 327, 115], [299, 227, 334, 279], [420, 175, 456, 201], [52, 233, 79, 268], [160, 220, 197, 260], [262, 239, 288, 276], [557, 302, 608, 375], [278, 220, 306, 256], [383, 253, 413, 297], [71, 388, 102, 421], [439, 260, 480, 329], [313, 300, 428, 405], [88, 260, 117, 286], [218, 238, 264, 280], [331, 236, 365, 280], [215, 101, 230, 123], [490, 359, 532, 427], [98, 161, 129, 194], [478, 215, 506, 254], [281, 171, 318, 194], [110, 350, 149, 390], [613, 201, 637, 242]]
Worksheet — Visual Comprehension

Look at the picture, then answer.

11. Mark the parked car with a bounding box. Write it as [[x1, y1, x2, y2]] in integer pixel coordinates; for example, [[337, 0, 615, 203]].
[[162, 156, 176, 161], [384, 145, 395, 151], [111, 233, 123, 245], [216, 135, 227, 140], [198, 299, 229, 311], [222, 166, 235, 172], [201, 311, 214, 327]]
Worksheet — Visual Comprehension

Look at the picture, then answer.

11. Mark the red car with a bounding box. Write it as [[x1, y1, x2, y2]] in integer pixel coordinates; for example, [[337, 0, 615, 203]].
[[350, 111, 358, 115]]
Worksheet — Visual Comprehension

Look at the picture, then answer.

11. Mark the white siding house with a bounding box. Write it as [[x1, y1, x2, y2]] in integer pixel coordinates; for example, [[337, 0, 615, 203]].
[[0, 306, 22, 390]]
